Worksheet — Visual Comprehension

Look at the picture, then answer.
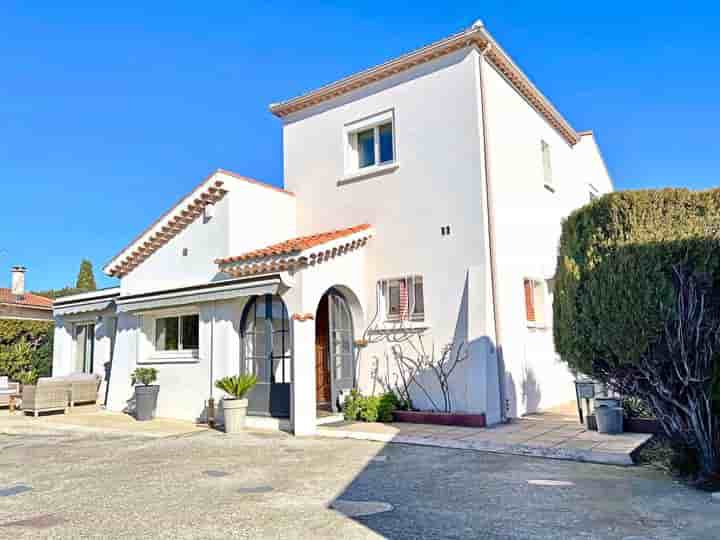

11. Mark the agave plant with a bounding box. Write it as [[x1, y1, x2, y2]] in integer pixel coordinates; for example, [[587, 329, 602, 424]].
[[131, 367, 158, 386], [215, 374, 257, 400]]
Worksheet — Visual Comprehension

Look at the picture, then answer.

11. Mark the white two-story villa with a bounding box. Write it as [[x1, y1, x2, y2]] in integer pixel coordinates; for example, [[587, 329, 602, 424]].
[[52, 21, 613, 434]]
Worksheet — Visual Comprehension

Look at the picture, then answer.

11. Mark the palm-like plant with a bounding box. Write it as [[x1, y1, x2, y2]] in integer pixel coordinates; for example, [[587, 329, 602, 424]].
[[215, 374, 257, 399]]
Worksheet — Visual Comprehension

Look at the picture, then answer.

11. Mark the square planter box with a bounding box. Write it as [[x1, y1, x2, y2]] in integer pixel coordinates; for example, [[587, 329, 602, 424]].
[[393, 410, 486, 428], [586, 414, 661, 434]]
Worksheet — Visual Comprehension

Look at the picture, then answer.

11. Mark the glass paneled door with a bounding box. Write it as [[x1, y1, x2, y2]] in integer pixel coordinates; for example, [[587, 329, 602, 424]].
[[241, 295, 292, 418], [74, 323, 95, 373], [328, 291, 355, 410]]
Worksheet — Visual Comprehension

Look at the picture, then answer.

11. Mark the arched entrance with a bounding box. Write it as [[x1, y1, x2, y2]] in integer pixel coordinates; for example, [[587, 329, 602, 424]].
[[315, 288, 355, 412], [240, 294, 292, 418]]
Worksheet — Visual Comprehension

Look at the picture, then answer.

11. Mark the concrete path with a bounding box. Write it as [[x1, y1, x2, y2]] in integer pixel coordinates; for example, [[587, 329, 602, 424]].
[[318, 415, 651, 466]]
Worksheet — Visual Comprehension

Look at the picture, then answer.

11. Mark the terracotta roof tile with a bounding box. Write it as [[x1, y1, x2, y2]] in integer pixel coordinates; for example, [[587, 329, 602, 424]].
[[0, 289, 53, 309], [216, 224, 371, 265]]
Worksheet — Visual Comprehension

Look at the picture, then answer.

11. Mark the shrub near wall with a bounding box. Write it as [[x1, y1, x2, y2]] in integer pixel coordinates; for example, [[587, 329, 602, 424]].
[[554, 189, 720, 479], [0, 319, 54, 379]]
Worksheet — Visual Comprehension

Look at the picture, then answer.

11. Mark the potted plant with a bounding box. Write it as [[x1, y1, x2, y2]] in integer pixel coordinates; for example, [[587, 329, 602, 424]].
[[214, 374, 257, 433], [131, 367, 159, 421]]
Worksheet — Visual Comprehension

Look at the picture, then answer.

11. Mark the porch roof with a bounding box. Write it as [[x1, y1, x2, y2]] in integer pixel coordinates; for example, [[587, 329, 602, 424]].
[[215, 224, 373, 278]]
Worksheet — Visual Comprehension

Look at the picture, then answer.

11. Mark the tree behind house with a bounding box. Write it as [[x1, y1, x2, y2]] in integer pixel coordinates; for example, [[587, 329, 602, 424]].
[[75, 259, 97, 291]]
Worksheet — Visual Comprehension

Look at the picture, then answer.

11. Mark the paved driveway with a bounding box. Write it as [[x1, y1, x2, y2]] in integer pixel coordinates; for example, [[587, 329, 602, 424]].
[[0, 426, 717, 539]]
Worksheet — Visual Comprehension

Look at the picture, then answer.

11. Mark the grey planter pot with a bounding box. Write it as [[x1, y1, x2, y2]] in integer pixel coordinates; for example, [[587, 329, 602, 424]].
[[595, 405, 624, 434], [135, 385, 159, 421]]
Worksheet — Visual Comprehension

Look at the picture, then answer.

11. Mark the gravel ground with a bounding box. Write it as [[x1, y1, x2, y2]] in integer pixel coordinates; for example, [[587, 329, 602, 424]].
[[0, 426, 718, 539]]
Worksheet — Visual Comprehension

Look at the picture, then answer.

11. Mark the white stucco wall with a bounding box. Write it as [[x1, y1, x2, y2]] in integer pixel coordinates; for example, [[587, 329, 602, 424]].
[[121, 171, 296, 296], [481, 57, 613, 417], [105, 298, 248, 422], [282, 47, 497, 419]]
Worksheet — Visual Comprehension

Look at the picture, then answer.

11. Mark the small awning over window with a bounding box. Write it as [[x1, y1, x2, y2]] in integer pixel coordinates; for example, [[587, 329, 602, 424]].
[[54, 288, 121, 317], [115, 276, 281, 313], [54, 299, 116, 317]]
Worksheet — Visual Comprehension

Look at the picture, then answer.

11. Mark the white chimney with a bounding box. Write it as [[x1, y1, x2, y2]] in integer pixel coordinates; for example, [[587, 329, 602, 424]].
[[11, 266, 26, 296]]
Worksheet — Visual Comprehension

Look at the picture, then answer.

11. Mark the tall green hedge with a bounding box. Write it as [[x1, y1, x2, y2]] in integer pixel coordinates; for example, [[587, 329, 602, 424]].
[[554, 188, 720, 374], [0, 319, 54, 379]]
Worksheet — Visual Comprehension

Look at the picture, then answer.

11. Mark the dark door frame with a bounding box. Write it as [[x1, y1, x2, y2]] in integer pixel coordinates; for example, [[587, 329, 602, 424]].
[[240, 294, 291, 418]]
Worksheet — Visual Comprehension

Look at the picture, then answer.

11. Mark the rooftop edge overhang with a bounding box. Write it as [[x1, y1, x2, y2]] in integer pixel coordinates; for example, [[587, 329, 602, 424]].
[[217, 227, 374, 278], [269, 22, 580, 146]]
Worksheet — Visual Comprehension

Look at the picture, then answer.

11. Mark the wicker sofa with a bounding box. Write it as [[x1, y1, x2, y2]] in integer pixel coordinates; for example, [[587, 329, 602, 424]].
[[22, 374, 101, 417], [0, 376, 20, 408], [22, 380, 71, 417]]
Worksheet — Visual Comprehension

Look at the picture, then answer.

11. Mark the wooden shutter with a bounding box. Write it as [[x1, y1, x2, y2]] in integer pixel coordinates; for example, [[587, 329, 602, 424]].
[[523, 279, 536, 322]]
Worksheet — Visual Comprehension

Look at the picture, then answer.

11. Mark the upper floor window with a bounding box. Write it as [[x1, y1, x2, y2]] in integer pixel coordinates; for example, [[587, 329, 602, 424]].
[[155, 314, 199, 352], [345, 110, 395, 175], [379, 276, 424, 322], [541, 140, 553, 190]]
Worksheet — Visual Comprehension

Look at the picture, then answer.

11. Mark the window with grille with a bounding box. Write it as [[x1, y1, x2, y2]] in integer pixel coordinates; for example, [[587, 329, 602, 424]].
[[379, 276, 424, 322]]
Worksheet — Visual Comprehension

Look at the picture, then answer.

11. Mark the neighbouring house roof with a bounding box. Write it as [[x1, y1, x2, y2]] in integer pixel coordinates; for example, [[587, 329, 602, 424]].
[[0, 289, 53, 310], [216, 224, 373, 277], [103, 169, 294, 279], [269, 21, 580, 146]]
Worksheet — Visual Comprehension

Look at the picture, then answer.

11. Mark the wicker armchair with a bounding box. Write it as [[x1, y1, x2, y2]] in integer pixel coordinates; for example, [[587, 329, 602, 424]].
[[0, 377, 20, 408], [22, 380, 70, 417]]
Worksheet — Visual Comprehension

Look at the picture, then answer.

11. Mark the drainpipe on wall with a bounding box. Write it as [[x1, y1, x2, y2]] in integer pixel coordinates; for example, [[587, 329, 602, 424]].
[[208, 301, 216, 427], [478, 41, 508, 423]]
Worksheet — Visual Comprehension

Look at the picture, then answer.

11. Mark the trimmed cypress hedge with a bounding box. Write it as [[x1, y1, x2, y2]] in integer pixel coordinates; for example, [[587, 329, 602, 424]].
[[554, 188, 720, 374], [554, 188, 720, 477]]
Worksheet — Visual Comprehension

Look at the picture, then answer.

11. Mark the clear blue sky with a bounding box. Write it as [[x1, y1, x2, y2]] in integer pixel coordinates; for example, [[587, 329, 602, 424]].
[[1, 2, 718, 291]]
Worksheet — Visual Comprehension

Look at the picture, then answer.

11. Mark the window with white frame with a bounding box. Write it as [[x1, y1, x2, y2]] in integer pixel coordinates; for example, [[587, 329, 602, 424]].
[[379, 276, 424, 322], [155, 314, 199, 351], [345, 110, 395, 174], [541, 140, 553, 190], [523, 278, 546, 326]]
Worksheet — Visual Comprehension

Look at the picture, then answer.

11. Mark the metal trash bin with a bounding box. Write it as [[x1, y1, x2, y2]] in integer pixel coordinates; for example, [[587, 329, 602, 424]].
[[595, 404, 624, 434]]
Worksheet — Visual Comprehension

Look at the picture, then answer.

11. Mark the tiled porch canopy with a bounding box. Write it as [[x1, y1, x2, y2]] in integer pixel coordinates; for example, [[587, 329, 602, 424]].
[[215, 224, 373, 278]]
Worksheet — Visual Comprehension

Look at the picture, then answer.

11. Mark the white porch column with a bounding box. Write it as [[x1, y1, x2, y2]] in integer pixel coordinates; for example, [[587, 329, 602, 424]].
[[291, 314, 317, 436]]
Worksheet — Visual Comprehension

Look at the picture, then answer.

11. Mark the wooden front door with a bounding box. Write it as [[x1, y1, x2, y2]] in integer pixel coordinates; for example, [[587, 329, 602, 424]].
[[315, 295, 331, 408]]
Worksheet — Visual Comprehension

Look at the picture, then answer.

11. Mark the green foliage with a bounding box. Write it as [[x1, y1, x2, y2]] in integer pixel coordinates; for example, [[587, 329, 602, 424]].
[[554, 189, 720, 374], [32, 286, 87, 300], [0, 339, 33, 380], [0, 320, 53, 381], [131, 367, 158, 386], [16, 369, 39, 386], [377, 391, 400, 422], [214, 374, 257, 399], [342, 390, 398, 423], [0, 319, 53, 347], [342, 389, 364, 421], [637, 437, 700, 478], [623, 396, 654, 419], [75, 259, 97, 291]]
